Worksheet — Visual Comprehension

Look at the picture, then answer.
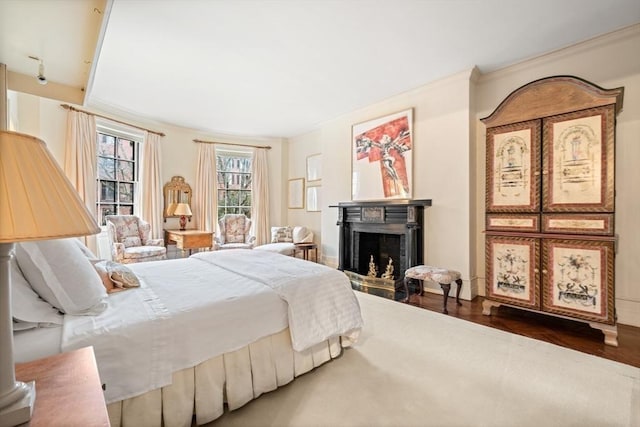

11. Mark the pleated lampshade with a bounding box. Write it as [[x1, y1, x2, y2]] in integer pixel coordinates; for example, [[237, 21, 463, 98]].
[[0, 130, 100, 242], [173, 203, 192, 216]]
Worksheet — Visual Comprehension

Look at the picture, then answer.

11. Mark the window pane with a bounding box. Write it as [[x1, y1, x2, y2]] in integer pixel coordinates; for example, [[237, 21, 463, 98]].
[[119, 183, 134, 203], [117, 138, 135, 160], [99, 204, 116, 226], [225, 172, 234, 188], [227, 190, 239, 207], [117, 160, 134, 181], [100, 181, 116, 202], [217, 172, 225, 188], [98, 134, 115, 156], [98, 157, 116, 180], [118, 205, 133, 215], [241, 208, 251, 218], [217, 189, 226, 204], [241, 174, 252, 190], [240, 191, 251, 206]]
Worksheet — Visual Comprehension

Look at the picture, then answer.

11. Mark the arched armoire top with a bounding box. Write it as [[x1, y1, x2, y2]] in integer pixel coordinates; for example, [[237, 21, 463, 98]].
[[480, 75, 624, 128]]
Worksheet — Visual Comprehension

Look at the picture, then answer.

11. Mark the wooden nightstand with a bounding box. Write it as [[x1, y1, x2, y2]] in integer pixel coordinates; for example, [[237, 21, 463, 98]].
[[15, 346, 110, 426]]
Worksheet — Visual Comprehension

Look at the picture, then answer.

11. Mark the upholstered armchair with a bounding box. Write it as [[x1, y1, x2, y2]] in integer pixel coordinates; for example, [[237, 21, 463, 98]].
[[105, 215, 167, 264], [215, 214, 256, 250]]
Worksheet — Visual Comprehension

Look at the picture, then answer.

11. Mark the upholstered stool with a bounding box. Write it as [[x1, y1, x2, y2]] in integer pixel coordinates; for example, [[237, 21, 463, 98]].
[[404, 266, 463, 314]]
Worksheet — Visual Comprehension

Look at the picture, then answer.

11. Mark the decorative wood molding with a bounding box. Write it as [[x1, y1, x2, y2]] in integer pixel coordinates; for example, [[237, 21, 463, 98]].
[[480, 76, 624, 128]]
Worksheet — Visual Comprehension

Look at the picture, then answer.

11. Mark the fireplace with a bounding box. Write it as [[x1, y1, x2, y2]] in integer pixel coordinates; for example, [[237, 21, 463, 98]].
[[333, 199, 431, 300]]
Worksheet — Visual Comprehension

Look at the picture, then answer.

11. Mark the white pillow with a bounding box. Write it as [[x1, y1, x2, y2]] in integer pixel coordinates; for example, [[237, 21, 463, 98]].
[[16, 239, 108, 316], [293, 226, 313, 243], [10, 257, 63, 329]]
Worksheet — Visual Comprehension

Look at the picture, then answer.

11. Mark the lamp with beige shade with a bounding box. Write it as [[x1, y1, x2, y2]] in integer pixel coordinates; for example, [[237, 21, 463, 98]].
[[0, 130, 100, 426], [173, 203, 192, 231]]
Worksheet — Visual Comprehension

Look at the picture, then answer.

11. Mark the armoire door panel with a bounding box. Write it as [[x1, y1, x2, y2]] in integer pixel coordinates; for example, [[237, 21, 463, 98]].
[[541, 239, 615, 324], [541, 213, 614, 236], [486, 235, 540, 309], [486, 119, 541, 213], [486, 213, 540, 233], [542, 105, 615, 213]]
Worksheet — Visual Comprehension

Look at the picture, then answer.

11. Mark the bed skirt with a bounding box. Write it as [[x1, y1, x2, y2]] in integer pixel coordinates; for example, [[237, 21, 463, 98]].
[[106, 328, 348, 427]]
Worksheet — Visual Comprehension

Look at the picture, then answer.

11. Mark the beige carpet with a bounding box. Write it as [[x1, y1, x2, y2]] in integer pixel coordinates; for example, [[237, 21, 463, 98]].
[[212, 292, 639, 427]]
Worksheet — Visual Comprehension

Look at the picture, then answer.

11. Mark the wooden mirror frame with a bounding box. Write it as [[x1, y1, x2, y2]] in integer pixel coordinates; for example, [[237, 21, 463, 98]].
[[163, 176, 192, 221]]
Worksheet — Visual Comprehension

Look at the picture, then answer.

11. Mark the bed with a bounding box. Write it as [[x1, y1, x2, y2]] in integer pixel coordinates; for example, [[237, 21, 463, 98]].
[[11, 239, 363, 427]]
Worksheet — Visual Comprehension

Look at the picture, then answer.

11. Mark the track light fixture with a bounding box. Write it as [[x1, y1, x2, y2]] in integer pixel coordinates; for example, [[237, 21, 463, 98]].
[[28, 56, 47, 85]]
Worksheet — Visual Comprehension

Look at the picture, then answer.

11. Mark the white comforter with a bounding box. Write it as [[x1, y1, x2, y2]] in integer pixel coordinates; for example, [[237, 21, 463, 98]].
[[61, 250, 363, 403]]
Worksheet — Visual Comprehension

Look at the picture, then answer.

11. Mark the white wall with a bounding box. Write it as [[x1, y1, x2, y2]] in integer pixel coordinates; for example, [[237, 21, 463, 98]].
[[288, 69, 476, 300]]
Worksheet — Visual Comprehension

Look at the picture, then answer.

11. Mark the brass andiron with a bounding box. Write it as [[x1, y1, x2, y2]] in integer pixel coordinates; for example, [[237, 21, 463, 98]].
[[381, 258, 394, 280], [367, 255, 378, 277]]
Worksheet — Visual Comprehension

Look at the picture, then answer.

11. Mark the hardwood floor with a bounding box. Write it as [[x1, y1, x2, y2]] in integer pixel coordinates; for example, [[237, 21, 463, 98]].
[[407, 292, 640, 368]]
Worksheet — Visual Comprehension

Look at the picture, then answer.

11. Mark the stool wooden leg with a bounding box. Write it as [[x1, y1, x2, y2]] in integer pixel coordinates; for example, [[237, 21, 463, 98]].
[[440, 283, 451, 314], [455, 279, 463, 306], [402, 277, 410, 303]]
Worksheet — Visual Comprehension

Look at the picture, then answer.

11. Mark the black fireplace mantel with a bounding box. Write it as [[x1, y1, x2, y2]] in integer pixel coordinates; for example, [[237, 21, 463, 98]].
[[332, 199, 431, 299]]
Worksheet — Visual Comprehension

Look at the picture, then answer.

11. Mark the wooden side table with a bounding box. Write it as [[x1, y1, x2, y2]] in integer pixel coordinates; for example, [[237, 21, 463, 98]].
[[164, 229, 213, 255], [294, 243, 318, 262], [15, 346, 110, 426]]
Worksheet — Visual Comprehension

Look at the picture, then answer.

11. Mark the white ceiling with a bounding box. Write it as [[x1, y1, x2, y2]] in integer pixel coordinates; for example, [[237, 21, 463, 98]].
[[1, 0, 639, 139]]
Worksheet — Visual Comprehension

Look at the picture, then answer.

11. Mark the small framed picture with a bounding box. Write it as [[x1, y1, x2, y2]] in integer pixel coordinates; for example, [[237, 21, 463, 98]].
[[288, 178, 304, 209], [306, 186, 321, 212], [306, 153, 322, 182]]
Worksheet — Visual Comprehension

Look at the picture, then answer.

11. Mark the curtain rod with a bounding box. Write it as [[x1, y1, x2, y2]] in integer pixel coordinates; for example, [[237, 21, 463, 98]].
[[193, 139, 271, 150], [60, 104, 166, 137]]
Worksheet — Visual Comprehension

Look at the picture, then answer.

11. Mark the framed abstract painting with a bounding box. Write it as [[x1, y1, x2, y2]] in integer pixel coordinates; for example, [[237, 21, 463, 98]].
[[352, 109, 413, 201]]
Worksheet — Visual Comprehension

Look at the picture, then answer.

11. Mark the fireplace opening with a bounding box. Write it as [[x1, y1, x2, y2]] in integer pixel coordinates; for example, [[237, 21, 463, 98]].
[[355, 232, 404, 278]]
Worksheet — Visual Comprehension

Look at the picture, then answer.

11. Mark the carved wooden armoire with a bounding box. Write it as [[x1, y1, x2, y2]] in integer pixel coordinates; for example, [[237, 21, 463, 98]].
[[480, 76, 623, 346]]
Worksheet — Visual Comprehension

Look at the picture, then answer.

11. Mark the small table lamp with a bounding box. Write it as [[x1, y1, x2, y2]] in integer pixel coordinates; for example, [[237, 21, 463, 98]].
[[173, 203, 192, 231], [0, 131, 101, 426]]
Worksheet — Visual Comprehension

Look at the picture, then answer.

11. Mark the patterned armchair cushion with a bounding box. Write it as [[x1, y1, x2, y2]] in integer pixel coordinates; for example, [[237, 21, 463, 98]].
[[123, 236, 142, 248], [225, 215, 251, 243]]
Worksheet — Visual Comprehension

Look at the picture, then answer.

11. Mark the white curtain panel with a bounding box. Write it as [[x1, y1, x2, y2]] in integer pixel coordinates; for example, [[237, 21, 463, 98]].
[[63, 110, 98, 253], [194, 143, 217, 232], [138, 132, 164, 239], [251, 148, 270, 246]]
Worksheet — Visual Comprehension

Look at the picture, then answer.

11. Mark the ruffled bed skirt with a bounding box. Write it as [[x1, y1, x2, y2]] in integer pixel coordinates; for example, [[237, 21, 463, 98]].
[[106, 328, 347, 427]]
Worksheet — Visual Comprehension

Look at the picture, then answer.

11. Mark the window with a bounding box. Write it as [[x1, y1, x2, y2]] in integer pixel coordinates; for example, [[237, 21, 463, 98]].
[[217, 151, 252, 219], [96, 128, 140, 225]]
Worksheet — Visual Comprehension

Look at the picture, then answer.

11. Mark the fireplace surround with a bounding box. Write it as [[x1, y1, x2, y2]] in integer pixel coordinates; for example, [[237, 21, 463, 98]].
[[333, 199, 432, 300]]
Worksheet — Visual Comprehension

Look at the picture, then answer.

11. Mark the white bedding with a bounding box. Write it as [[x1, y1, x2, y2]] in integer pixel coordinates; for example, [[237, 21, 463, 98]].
[[61, 250, 363, 404], [14, 325, 62, 363], [191, 249, 363, 351]]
